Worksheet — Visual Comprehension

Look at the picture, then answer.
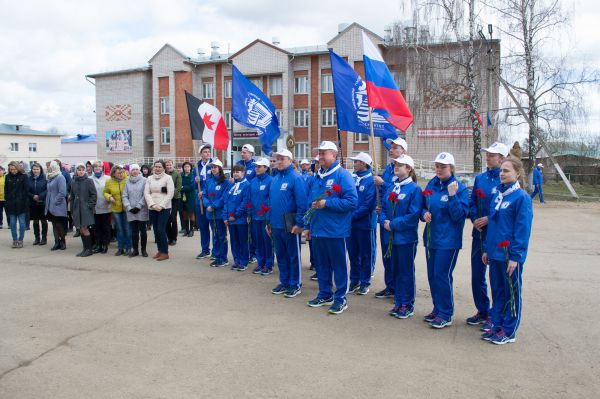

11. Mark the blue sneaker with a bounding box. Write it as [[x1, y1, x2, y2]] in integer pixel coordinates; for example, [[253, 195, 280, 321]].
[[423, 312, 437, 323], [388, 306, 400, 317], [230, 263, 239, 271], [328, 300, 348, 315], [284, 287, 301, 298], [212, 260, 228, 267], [430, 317, 452, 329], [374, 288, 394, 299], [261, 267, 273, 276], [237, 264, 248, 272], [466, 312, 489, 325], [480, 319, 493, 332], [481, 330, 496, 341], [249, 257, 257, 264], [490, 330, 516, 345], [355, 285, 370, 295], [310, 273, 318, 281], [348, 283, 360, 293], [307, 296, 334, 307], [395, 305, 414, 319], [252, 265, 262, 274], [271, 284, 287, 295]]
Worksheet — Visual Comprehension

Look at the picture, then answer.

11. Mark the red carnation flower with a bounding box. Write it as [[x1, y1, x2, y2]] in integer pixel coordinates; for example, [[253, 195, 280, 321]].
[[498, 240, 510, 248], [331, 184, 342, 194], [257, 204, 271, 216], [245, 203, 252, 208], [475, 188, 486, 199], [326, 190, 332, 197], [208, 192, 215, 197], [228, 212, 236, 218], [388, 192, 399, 202], [422, 189, 433, 197]]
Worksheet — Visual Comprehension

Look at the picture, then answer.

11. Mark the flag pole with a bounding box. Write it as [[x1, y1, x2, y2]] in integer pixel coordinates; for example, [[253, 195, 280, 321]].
[[192, 140, 204, 215], [336, 128, 344, 169], [368, 106, 380, 208]]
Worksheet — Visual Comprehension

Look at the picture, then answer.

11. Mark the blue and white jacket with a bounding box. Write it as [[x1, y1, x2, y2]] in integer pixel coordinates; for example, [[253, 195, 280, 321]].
[[379, 178, 423, 245], [249, 172, 272, 221], [351, 169, 377, 230], [237, 159, 256, 181], [202, 177, 230, 219], [469, 168, 500, 239], [222, 178, 250, 225], [268, 165, 308, 230]]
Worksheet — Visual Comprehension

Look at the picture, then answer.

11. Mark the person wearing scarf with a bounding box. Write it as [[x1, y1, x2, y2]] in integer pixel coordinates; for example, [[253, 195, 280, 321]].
[[482, 157, 533, 345], [71, 163, 97, 257], [305, 141, 357, 315], [45, 161, 68, 250], [223, 164, 251, 271], [5, 161, 29, 248], [192, 144, 214, 259], [466, 142, 508, 330], [379, 155, 422, 319], [420, 152, 469, 329], [144, 160, 174, 261], [123, 164, 149, 257], [90, 161, 111, 254], [104, 165, 130, 256], [346, 152, 377, 296], [28, 163, 48, 245]]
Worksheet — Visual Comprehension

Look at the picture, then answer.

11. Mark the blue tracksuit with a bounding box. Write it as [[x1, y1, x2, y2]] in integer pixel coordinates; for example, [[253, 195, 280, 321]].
[[237, 159, 256, 181], [346, 169, 377, 288], [421, 175, 469, 321], [468, 168, 500, 316], [307, 161, 358, 304], [379, 162, 399, 291], [380, 178, 423, 308], [250, 172, 273, 269], [531, 167, 544, 203], [268, 165, 308, 289], [192, 159, 213, 254], [203, 176, 230, 263], [485, 184, 532, 337], [223, 178, 251, 267]]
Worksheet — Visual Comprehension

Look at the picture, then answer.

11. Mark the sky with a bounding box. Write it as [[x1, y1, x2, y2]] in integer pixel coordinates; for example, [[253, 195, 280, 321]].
[[0, 0, 598, 141]]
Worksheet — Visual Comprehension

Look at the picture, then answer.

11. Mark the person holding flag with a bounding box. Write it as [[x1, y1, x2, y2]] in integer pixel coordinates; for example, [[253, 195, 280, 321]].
[[192, 143, 214, 260], [237, 144, 257, 181]]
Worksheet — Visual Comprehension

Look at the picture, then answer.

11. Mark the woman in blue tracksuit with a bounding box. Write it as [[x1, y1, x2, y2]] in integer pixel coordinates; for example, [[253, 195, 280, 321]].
[[466, 142, 507, 329], [380, 155, 422, 319], [203, 159, 230, 267], [346, 152, 377, 296], [223, 164, 251, 271], [249, 157, 274, 276], [482, 157, 533, 345], [421, 152, 469, 329]]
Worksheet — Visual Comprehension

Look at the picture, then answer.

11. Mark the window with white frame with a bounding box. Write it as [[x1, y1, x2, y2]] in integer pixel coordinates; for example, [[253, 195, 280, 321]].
[[355, 133, 369, 143], [10, 142, 19, 152], [295, 143, 309, 160], [28, 143, 37, 152], [275, 110, 283, 127], [202, 82, 214, 99], [270, 77, 282, 95], [160, 97, 170, 114], [224, 112, 232, 129], [294, 109, 309, 127], [223, 80, 232, 98], [249, 78, 262, 91], [321, 74, 333, 93], [321, 108, 337, 127], [160, 127, 171, 145], [294, 76, 308, 94]]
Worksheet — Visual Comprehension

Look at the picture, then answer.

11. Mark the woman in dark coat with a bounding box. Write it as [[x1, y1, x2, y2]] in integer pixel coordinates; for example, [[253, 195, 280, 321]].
[[71, 163, 97, 257], [28, 163, 48, 245], [180, 161, 196, 237], [5, 161, 29, 248], [45, 161, 68, 250]]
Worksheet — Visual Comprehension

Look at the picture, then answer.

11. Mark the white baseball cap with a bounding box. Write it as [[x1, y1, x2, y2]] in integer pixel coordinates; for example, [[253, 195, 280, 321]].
[[273, 149, 294, 159], [393, 154, 415, 168], [316, 141, 338, 152], [300, 159, 310, 165], [255, 157, 270, 167], [481, 142, 509, 157], [537, 163, 544, 168], [434, 152, 455, 165], [208, 159, 223, 168], [385, 137, 408, 151], [242, 144, 255, 154], [349, 152, 373, 166], [198, 143, 211, 153]]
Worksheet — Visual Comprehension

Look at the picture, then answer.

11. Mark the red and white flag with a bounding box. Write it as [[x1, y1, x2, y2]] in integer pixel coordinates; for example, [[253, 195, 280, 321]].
[[185, 91, 229, 150]]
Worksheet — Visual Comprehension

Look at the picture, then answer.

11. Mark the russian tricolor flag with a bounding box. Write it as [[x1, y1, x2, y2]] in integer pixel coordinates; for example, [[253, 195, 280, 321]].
[[361, 31, 413, 132]]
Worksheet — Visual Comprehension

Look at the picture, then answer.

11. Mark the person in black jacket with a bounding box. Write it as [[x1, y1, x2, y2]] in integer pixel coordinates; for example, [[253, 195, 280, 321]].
[[28, 163, 48, 245], [5, 161, 29, 248]]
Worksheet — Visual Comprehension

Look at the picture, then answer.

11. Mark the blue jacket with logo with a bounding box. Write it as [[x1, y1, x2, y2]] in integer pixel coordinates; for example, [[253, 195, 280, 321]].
[[307, 161, 358, 238], [268, 165, 308, 229], [379, 178, 423, 245], [469, 168, 501, 238], [222, 178, 250, 225], [249, 172, 272, 221], [202, 176, 230, 219], [420, 175, 469, 250], [351, 169, 377, 230], [533, 167, 543, 185], [237, 159, 256, 181], [381, 162, 397, 184], [484, 185, 533, 263]]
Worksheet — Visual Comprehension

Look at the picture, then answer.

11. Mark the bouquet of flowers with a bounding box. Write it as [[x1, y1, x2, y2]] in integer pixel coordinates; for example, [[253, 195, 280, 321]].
[[384, 192, 399, 259], [499, 240, 518, 317], [304, 184, 341, 223], [422, 189, 434, 260]]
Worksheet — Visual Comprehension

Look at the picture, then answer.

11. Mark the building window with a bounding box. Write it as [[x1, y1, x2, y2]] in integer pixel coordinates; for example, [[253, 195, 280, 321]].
[[28, 143, 37, 152], [294, 76, 308, 94], [10, 142, 19, 152], [249, 78, 262, 91], [202, 83, 214, 99], [392, 71, 406, 90], [224, 112, 232, 129], [224, 80, 232, 98], [321, 74, 333, 93], [275, 110, 283, 127], [294, 109, 309, 127], [160, 127, 171, 145], [355, 133, 369, 143], [321, 108, 337, 127], [295, 142, 308, 160], [160, 97, 170, 114], [270, 77, 282, 95]]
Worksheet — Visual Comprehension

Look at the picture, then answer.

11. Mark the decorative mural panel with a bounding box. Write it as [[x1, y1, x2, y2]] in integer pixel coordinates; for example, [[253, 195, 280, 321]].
[[105, 104, 133, 121]]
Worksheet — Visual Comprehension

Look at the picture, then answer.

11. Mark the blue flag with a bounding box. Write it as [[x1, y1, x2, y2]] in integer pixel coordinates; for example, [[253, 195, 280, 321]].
[[329, 49, 398, 140], [232, 65, 280, 155]]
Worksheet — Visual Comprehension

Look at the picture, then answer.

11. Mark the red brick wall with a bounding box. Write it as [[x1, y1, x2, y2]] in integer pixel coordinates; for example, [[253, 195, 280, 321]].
[[174, 71, 192, 158]]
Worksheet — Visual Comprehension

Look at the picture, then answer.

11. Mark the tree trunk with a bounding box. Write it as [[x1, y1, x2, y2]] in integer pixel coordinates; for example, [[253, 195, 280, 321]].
[[467, 0, 482, 172]]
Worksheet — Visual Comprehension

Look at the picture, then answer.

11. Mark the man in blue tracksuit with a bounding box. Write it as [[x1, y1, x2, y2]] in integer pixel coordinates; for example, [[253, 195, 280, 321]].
[[193, 144, 213, 259], [249, 157, 274, 275], [223, 165, 251, 271], [300, 159, 311, 182], [467, 142, 508, 329], [267, 149, 308, 298], [346, 152, 377, 296], [530, 163, 545, 203], [237, 143, 257, 262], [306, 141, 358, 314], [373, 137, 408, 299]]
